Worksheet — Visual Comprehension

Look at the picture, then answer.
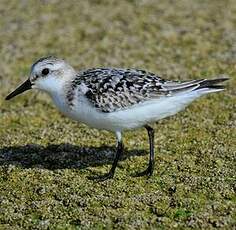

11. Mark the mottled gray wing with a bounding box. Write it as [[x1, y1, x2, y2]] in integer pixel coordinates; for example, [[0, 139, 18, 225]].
[[75, 68, 203, 113]]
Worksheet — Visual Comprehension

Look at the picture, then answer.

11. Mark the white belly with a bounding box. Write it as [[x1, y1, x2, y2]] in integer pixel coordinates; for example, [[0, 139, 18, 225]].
[[51, 90, 202, 132]]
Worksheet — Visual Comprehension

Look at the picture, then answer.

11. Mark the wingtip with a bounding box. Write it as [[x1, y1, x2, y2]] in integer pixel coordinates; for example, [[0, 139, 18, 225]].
[[214, 75, 230, 82], [194, 75, 229, 91]]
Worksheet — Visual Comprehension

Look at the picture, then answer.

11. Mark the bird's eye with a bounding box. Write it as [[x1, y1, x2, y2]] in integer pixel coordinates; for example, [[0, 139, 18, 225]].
[[41, 68, 49, 76]]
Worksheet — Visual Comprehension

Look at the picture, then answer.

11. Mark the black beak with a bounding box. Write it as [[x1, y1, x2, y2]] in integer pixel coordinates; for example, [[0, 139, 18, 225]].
[[5, 79, 32, 100]]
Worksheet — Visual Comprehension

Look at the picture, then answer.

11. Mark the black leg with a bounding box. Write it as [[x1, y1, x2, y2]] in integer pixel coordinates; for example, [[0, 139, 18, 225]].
[[88, 140, 123, 181], [134, 125, 155, 177]]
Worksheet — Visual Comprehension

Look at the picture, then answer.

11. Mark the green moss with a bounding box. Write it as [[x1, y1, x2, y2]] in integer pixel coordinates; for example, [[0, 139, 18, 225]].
[[0, 0, 235, 229]]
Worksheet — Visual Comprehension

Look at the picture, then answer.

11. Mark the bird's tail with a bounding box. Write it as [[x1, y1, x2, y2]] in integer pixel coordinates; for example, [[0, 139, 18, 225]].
[[161, 75, 229, 96], [193, 76, 229, 93]]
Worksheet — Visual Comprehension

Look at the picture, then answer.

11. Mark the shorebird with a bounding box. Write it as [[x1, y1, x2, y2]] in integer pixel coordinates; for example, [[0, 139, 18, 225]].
[[5, 56, 228, 180]]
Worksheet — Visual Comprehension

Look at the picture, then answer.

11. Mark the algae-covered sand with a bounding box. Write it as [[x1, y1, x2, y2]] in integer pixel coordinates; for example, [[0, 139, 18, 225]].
[[0, 0, 235, 229]]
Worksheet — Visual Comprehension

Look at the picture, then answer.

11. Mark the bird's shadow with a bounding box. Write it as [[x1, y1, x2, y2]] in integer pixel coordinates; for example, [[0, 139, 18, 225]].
[[0, 143, 147, 170]]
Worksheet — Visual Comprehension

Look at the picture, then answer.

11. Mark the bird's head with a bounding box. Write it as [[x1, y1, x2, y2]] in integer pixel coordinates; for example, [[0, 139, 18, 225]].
[[5, 56, 75, 100]]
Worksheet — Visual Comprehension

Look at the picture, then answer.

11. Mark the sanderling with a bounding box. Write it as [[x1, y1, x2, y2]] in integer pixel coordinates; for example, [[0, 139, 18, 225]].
[[5, 56, 228, 180]]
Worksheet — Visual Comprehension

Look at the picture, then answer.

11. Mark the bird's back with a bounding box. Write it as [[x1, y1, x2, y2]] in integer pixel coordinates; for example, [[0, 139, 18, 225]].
[[66, 68, 228, 114]]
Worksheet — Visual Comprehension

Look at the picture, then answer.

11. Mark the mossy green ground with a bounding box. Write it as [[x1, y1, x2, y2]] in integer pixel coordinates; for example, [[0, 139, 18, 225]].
[[0, 0, 235, 229]]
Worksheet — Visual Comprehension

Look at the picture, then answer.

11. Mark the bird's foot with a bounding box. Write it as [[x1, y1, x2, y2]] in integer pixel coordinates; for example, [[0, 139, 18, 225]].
[[88, 171, 114, 182], [133, 165, 153, 177]]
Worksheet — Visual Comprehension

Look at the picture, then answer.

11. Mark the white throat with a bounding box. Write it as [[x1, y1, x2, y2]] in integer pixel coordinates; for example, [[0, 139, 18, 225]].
[[35, 77, 65, 94]]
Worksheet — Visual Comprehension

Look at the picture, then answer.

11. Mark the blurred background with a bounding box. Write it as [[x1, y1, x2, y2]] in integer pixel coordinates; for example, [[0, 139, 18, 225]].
[[0, 0, 235, 229], [1, 1, 236, 84]]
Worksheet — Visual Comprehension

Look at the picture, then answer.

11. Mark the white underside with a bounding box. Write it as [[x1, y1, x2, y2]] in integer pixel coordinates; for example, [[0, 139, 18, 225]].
[[50, 88, 222, 132]]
